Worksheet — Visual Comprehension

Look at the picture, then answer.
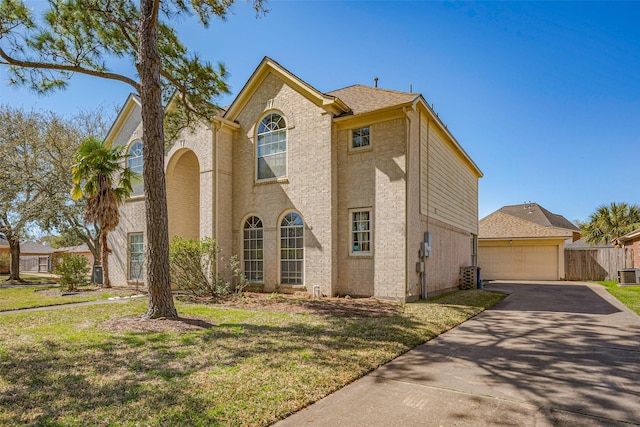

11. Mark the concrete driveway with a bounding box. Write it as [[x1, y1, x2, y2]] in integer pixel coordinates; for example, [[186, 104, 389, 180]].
[[274, 281, 640, 426]]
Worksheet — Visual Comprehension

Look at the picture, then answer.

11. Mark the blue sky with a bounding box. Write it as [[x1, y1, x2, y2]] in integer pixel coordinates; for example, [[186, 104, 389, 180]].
[[1, 1, 639, 222]]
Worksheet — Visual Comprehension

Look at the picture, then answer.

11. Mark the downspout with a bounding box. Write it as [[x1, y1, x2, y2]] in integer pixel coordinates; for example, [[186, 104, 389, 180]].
[[423, 115, 431, 299], [213, 121, 221, 276], [403, 105, 411, 301]]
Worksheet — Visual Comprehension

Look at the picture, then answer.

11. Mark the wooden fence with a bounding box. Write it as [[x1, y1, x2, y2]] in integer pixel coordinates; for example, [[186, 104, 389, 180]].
[[565, 248, 634, 281]]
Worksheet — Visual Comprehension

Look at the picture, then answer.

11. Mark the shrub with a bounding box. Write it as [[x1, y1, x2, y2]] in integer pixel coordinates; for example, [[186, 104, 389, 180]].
[[169, 236, 247, 297], [0, 252, 9, 274], [54, 254, 90, 291]]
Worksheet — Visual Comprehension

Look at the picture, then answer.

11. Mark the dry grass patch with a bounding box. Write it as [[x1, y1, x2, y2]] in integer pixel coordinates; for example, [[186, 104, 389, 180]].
[[0, 290, 505, 426]]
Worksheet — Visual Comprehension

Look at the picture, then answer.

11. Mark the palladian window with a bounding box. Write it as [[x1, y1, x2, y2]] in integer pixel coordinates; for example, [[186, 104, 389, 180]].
[[257, 113, 287, 180]]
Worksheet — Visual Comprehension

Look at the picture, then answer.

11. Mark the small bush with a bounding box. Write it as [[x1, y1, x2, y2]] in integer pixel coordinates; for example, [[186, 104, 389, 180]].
[[169, 236, 247, 297], [0, 252, 9, 274], [54, 254, 90, 291]]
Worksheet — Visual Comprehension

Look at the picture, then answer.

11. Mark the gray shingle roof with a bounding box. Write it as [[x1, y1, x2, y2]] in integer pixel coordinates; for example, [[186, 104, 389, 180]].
[[497, 203, 579, 231], [479, 203, 579, 239], [20, 241, 57, 254], [565, 238, 615, 249], [0, 237, 8, 247], [326, 85, 418, 115]]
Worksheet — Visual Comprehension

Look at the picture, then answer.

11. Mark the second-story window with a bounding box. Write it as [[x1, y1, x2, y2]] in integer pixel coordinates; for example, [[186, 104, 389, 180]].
[[351, 126, 370, 150], [257, 113, 287, 180]]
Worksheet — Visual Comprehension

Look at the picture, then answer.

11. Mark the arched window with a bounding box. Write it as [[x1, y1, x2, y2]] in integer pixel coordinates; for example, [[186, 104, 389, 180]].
[[280, 212, 303, 285], [257, 113, 286, 180], [243, 216, 263, 283], [128, 141, 143, 177]]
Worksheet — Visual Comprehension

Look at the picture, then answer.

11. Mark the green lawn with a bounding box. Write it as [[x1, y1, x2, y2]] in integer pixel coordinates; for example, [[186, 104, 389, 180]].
[[0, 286, 142, 311], [0, 273, 57, 284], [0, 289, 505, 426], [598, 281, 640, 316]]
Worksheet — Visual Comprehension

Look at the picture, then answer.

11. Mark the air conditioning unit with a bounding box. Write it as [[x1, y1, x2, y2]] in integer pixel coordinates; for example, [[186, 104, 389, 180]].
[[618, 269, 640, 285]]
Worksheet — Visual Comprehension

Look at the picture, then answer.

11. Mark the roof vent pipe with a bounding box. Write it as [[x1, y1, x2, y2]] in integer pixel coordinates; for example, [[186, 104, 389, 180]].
[[374, 77, 378, 88]]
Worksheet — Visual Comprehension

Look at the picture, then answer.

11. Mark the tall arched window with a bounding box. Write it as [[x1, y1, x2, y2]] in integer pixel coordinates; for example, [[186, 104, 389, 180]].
[[243, 216, 263, 283], [280, 212, 303, 285], [257, 113, 286, 180], [128, 141, 143, 177]]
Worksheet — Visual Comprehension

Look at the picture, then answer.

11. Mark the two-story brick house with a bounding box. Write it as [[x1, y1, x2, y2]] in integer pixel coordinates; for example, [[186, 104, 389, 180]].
[[107, 57, 482, 302]]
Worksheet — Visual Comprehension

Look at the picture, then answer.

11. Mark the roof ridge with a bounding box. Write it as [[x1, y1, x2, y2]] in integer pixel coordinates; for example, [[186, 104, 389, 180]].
[[328, 83, 416, 97]]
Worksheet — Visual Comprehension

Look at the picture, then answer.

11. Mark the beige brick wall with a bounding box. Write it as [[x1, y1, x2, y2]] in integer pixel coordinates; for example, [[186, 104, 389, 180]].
[[336, 117, 407, 300], [108, 197, 146, 286], [231, 72, 335, 296]]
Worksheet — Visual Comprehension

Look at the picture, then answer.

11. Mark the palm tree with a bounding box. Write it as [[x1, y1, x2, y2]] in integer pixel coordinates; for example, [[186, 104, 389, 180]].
[[581, 202, 640, 246], [71, 137, 136, 287]]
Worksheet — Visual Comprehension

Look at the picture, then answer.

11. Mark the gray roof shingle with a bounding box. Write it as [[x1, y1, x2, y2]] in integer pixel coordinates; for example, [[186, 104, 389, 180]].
[[326, 85, 418, 115]]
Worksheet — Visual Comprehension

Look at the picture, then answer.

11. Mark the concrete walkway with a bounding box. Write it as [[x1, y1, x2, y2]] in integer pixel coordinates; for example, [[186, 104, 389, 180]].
[[275, 281, 640, 426]]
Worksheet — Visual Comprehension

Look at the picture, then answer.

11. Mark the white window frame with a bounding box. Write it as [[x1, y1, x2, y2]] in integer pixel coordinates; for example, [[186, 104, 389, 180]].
[[350, 208, 373, 256], [127, 140, 143, 177], [279, 211, 304, 285], [349, 126, 371, 151], [128, 232, 144, 281], [256, 112, 287, 181], [243, 216, 264, 283]]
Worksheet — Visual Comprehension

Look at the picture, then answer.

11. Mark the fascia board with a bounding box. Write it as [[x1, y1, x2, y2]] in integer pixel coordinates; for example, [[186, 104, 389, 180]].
[[104, 93, 141, 147]]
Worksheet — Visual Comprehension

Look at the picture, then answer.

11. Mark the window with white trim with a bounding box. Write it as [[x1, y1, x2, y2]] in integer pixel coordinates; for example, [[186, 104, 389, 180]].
[[128, 141, 143, 177], [280, 212, 304, 285], [257, 113, 287, 180], [243, 216, 264, 282], [128, 233, 144, 281], [350, 126, 370, 150], [351, 209, 372, 255]]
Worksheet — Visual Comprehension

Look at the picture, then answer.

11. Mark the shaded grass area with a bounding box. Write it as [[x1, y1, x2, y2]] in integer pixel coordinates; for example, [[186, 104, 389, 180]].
[[0, 286, 140, 311], [598, 281, 640, 316], [0, 290, 505, 426], [0, 273, 56, 284]]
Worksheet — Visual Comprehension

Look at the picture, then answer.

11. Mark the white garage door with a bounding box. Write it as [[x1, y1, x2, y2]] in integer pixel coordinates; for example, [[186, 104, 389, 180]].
[[479, 245, 559, 281]]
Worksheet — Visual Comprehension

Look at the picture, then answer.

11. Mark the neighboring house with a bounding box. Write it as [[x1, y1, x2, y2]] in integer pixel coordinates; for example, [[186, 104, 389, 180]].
[[619, 228, 640, 268], [478, 203, 580, 281], [53, 244, 95, 269], [19, 241, 57, 273], [107, 57, 482, 301], [0, 237, 9, 274]]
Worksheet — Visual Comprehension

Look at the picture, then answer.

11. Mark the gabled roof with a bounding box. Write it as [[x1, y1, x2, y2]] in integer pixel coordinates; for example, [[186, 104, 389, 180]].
[[20, 241, 57, 254], [327, 85, 419, 115], [479, 211, 575, 239], [54, 244, 91, 253], [0, 237, 8, 247], [479, 203, 578, 240], [224, 57, 351, 120], [104, 93, 142, 146], [496, 203, 579, 231], [619, 227, 640, 242]]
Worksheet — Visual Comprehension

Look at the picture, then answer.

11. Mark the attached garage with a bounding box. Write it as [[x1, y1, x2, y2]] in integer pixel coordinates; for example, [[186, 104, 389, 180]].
[[479, 241, 561, 280], [478, 203, 580, 282]]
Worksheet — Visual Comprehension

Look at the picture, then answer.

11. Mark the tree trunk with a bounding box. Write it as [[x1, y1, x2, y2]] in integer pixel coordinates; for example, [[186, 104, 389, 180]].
[[8, 237, 21, 282], [138, 0, 178, 319], [101, 231, 111, 288]]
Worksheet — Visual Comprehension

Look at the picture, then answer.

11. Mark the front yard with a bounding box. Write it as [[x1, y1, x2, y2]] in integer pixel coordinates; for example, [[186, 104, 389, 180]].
[[0, 285, 141, 311], [0, 289, 505, 426]]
